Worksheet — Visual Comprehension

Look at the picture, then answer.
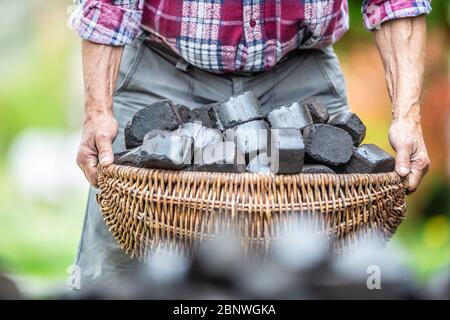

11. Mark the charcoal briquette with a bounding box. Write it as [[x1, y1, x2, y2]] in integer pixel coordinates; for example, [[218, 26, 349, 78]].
[[303, 124, 353, 166], [246, 153, 272, 173], [267, 102, 313, 130], [177, 122, 223, 153], [188, 141, 246, 173], [328, 111, 366, 146], [124, 100, 182, 149], [301, 164, 335, 174], [212, 91, 263, 129], [302, 97, 330, 124], [224, 120, 269, 161], [118, 130, 193, 170], [175, 104, 222, 129], [269, 128, 305, 174], [345, 144, 395, 173]]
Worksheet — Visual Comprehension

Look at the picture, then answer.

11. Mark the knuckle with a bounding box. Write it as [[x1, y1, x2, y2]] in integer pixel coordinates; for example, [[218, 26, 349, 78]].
[[398, 144, 412, 154], [96, 132, 111, 142], [98, 150, 109, 158], [98, 143, 112, 154], [417, 157, 430, 171], [396, 156, 408, 164], [395, 144, 410, 155], [404, 141, 415, 151], [76, 153, 86, 166]]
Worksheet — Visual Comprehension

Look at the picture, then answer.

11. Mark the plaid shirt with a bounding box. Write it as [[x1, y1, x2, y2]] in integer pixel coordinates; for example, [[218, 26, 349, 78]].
[[71, 0, 431, 72]]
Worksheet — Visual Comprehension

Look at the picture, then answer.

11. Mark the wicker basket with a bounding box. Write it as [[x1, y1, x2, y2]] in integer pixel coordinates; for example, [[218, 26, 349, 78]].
[[97, 164, 407, 259]]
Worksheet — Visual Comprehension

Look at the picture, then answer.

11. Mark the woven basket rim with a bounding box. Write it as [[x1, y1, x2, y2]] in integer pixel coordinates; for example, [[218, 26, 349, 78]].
[[102, 163, 404, 184], [99, 163, 406, 213]]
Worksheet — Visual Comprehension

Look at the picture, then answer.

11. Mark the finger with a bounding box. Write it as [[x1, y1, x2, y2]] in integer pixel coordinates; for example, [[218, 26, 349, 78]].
[[96, 134, 114, 165], [395, 146, 411, 177], [77, 148, 99, 187], [406, 167, 423, 194], [407, 157, 430, 194], [85, 164, 99, 188], [81, 157, 99, 187]]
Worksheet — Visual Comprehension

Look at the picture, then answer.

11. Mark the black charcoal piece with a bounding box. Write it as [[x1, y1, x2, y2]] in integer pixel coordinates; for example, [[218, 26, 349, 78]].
[[118, 130, 193, 170], [177, 123, 223, 153], [212, 91, 262, 129], [246, 153, 271, 173], [303, 124, 353, 166], [345, 144, 395, 173], [174, 104, 191, 123], [224, 120, 269, 161], [175, 104, 222, 129], [302, 97, 330, 124], [269, 128, 305, 174], [328, 111, 366, 146], [267, 102, 313, 130], [187, 163, 246, 173], [329, 164, 347, 174], [188, 141, 246, 173], [113, 151, 129, 164], [301, 164, 335, 174], [125, 100, 182, 149]]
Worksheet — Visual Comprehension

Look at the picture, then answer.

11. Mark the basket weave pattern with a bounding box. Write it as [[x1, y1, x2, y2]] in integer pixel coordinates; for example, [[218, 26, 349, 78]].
[[97, 164, 407, 259]]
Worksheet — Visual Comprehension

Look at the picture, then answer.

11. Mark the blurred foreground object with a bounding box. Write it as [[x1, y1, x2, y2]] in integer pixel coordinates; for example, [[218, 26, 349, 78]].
[[0, 273, 23, 300], [65, 226, 448, 300], [427, 268, 450, 299]]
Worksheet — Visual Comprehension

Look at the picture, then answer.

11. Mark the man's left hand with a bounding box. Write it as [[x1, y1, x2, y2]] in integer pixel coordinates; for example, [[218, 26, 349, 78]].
[[388, 118, 430, 194]]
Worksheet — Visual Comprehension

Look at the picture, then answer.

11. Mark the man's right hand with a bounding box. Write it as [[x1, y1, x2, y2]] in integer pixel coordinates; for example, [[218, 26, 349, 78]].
[[78, 40, 123, 187], [76, 112, 118, 187]]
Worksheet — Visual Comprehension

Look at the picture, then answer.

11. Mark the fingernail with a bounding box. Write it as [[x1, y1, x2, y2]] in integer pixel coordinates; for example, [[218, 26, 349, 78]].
[[398, 166, 409, 176]]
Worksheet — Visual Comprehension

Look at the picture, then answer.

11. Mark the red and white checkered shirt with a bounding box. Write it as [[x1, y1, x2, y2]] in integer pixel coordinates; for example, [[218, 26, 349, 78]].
[[71, 0, 431, 72]]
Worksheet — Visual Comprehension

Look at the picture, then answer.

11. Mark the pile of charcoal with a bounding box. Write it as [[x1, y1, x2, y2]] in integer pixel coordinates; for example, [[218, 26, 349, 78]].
[[116, 91, 395, 174]]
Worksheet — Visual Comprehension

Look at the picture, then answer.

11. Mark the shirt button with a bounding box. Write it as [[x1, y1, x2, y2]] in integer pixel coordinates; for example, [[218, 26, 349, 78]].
[[250, 20, 256, 27]]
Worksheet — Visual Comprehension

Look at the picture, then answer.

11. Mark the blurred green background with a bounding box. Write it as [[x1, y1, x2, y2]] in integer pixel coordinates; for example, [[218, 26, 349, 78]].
[[0, 0, 448, 296]]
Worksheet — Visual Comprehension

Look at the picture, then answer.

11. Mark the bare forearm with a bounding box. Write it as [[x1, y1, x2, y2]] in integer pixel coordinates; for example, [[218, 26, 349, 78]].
[[374, 16, 426, 122], [82, 40, 123, 116], [374, 16, 429, 193], [77, 41, 123, 186]]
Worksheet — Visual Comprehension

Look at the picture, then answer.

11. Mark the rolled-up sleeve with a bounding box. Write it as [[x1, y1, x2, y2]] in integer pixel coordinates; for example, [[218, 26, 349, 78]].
[[71, 0, 144, 46], [362, 0, 432, 30]]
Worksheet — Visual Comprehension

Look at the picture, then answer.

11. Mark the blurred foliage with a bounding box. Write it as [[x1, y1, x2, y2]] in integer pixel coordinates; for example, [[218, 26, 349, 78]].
[[0, 167, 84, 276], [0, 1, 72, 154], [0, 0, 448, 293]]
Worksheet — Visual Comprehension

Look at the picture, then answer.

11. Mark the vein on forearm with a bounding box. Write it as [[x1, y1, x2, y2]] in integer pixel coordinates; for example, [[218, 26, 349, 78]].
[[82, 40, 123, 115], [374, 16, 426, 122]]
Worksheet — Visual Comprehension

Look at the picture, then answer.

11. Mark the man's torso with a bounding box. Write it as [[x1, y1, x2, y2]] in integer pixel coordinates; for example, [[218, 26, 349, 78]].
[[141, 0, 348, 72]]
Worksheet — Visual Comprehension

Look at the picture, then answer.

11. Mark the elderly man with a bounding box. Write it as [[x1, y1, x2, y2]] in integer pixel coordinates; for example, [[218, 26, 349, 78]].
[[71, 0, 431, 289]]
